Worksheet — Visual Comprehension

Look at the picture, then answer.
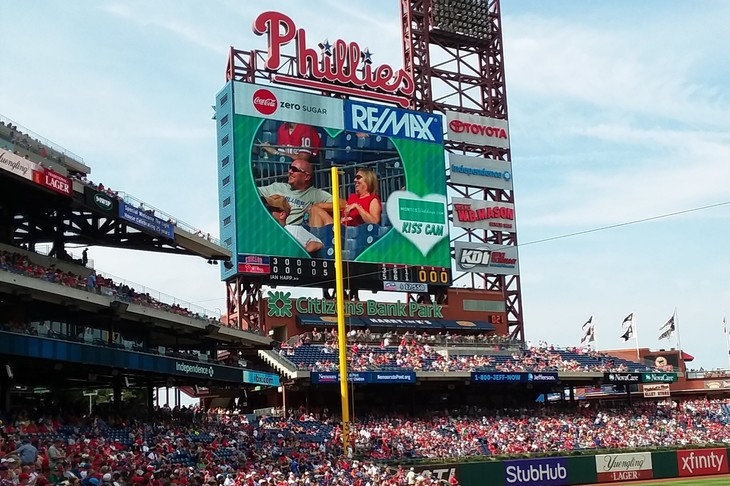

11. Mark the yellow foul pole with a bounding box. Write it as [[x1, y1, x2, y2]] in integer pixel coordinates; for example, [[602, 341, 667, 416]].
[[331, 166, 352, 455]]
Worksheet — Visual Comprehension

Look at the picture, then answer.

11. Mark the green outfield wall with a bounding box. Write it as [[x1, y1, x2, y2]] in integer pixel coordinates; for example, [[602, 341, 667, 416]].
[[405, 446, 729, 485]]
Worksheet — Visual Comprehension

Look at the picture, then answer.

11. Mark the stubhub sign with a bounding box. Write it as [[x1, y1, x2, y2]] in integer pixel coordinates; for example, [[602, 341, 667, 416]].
[[345, 100, 443, 144], [504, 458, 568, 486]]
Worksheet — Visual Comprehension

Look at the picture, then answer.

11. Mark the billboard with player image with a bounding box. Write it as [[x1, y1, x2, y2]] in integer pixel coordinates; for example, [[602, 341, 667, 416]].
[[217, 81, 451, 289]]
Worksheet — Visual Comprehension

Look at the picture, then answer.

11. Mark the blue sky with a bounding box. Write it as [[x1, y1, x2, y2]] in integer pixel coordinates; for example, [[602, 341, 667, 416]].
[[2, 1, 730, 369]]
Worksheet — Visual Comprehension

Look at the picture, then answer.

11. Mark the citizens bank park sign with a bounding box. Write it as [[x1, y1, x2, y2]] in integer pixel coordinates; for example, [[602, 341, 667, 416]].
[[253, 11, 413, 107]]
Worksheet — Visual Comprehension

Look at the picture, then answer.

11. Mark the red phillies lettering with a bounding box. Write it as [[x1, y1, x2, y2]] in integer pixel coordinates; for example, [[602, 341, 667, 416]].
[[252, 11, 297, 70], [253, 11, 414, 96]]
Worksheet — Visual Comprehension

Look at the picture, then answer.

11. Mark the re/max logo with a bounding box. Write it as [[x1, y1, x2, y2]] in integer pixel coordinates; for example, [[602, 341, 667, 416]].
[[345, 100, 443, 144]]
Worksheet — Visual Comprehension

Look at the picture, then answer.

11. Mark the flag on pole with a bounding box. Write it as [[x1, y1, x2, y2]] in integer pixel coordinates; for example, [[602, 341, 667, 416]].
[[658, 314, 675, 341], [724, 316, 727, 336], [581, 325, 595, 345], [580, 315, 595, 345], [621, 313, 634, 341]]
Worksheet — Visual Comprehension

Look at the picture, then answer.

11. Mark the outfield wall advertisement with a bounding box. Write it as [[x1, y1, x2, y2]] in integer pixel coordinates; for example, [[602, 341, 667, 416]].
[[393, 447, 730, 485], [595, 452, 653, 482], [218, 81, 451, 288]]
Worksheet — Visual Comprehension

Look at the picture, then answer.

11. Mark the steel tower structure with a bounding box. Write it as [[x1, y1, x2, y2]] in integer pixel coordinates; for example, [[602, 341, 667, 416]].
[[400, 0, 524, 341]]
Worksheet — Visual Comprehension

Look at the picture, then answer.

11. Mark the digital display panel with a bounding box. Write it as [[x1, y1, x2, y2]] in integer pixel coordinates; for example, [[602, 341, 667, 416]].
[[218, 82, 451, 289]]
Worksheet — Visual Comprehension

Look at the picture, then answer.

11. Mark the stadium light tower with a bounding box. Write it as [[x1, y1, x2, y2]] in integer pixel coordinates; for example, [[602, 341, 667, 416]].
[[400, 0, 525, 342]]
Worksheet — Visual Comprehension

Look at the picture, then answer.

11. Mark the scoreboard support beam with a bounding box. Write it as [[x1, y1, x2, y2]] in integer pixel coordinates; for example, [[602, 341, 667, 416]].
[[400, 0, 525, 343]]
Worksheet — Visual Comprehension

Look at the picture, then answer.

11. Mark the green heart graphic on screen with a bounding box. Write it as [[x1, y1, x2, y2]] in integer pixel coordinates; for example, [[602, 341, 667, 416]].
[[386, 191, 448, 257]]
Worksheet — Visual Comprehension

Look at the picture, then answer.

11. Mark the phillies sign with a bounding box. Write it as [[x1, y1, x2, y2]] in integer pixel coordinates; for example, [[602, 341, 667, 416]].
[[253, 11, 414, 107]]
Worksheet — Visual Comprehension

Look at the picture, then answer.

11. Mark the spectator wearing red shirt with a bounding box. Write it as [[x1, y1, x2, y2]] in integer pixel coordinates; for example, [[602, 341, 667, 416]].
[[262, 123, 322, 162]]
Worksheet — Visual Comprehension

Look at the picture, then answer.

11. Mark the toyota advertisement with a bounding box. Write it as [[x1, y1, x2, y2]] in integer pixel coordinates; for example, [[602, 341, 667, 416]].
[[446, 111, 510, 149], [218, 81, 450, 287]]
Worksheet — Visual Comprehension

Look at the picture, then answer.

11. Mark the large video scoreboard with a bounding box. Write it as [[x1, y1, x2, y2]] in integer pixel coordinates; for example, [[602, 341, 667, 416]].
[[216, 82, 451, 291]]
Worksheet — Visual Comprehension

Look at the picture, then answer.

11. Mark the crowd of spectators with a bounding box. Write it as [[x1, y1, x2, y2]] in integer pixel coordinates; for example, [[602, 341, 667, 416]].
[[279, 335, 642, 374], [2, 399, 730, 485], [0, 121, 69, 165], [298, 329, 516, 349], [0, 250, 222, 328]]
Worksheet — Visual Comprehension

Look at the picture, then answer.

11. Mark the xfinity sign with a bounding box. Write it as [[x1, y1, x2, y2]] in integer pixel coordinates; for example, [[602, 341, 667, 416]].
[[345, 100, 443, 144]]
